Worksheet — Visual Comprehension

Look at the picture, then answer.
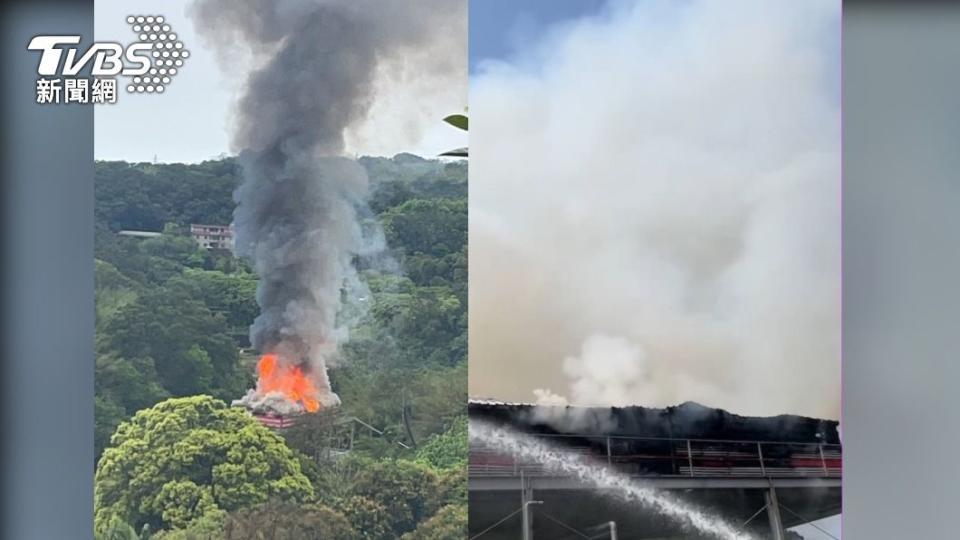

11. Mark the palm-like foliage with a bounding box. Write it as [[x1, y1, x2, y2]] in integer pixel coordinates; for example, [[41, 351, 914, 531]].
[[440, 113, 468, 157]]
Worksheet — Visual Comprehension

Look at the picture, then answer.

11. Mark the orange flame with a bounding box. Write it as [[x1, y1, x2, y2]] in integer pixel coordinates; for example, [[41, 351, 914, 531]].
[[256, 353, 320, 412]]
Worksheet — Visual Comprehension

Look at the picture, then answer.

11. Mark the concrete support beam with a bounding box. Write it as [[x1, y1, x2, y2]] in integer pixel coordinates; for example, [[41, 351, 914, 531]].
[[764, 486, 786, 540]]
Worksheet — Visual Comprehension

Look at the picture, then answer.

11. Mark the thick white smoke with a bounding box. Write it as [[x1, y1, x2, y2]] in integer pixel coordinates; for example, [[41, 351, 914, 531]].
[[470, 0, 840, 419]]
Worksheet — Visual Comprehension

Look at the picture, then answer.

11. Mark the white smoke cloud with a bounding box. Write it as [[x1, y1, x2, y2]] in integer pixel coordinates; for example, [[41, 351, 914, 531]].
[[470, 0, 840, 419], [532, 388, 569, 407], [561, 335, 649, 407], [530, 385, 619, 434]]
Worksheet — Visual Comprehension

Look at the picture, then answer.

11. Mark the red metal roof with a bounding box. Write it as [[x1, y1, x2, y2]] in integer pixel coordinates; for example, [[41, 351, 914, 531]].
[[253, 413, 298, 430]]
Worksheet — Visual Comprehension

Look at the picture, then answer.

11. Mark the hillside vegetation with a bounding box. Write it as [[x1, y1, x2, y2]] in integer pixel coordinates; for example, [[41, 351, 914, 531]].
[[94, 154, 467, 539]]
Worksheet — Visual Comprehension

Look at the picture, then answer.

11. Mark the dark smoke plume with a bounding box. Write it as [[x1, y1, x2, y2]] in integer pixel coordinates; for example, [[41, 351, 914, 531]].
[[190, 0, 465, 407]]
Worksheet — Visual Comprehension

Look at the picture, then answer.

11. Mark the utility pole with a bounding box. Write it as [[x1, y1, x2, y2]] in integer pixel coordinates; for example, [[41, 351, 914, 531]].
[[520, 473, 542, 540], [589, 521, 618, 540], [522, 500, 543, 540]]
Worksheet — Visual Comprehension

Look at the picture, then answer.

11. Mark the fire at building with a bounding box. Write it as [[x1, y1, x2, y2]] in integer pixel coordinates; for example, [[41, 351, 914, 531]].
[[232, 353, 328, 428], [468, 400, 841, 539]]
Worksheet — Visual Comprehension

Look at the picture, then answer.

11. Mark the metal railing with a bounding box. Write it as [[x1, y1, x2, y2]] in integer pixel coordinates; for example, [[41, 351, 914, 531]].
[[469, 432, 841, 479]]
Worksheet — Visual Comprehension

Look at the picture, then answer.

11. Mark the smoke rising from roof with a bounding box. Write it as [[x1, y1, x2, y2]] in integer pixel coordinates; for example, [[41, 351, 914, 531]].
[[469, 0, 840, 419], [190, 0, 465, 406]]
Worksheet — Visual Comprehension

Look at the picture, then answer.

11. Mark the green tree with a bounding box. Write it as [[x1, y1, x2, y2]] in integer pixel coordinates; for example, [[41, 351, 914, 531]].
[[333, 363, 466, 452], [141, 231, 206, 268], [381, 198, 467, 262], [95, 259, 141, 326], [171, 268, 259, 340], [416, 416, 467, 471], [97, 284, 245, 399], [150, 510, 225, 540], [94, 396, 313, 534], [95, 353, 170, 460], [350, 459, 440, 537], [369, 179, 416, 214], [95, 516, 141, 540], [95, 159, 238, 232], [400, 504, 467, 540], [431, 468, 467, 513], [370, 286, 466, 367], [222, 501, 354, 540], [337, 496, 392, 540], [122, 232, 211, 285], [96, 353, 169, 413], [95, 396, 130, 464]]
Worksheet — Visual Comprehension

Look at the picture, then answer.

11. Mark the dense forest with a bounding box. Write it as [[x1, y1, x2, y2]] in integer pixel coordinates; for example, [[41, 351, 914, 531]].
[[93, 154, 468, 539]]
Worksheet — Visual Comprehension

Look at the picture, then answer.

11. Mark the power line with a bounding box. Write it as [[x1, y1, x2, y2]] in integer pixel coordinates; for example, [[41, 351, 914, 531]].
[[540, 511, 592, 539], [469, 507, 523, 540], [777, 503, 840, 540], [737, 503, 769, 530]]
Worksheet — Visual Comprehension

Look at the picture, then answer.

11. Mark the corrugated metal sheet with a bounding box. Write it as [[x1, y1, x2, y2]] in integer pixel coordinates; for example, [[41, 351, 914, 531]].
[[253, 413, 298, 430]]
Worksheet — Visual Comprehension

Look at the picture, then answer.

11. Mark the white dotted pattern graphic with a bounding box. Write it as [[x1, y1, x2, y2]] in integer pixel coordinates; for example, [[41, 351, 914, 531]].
[[125, 15, 188, 94]]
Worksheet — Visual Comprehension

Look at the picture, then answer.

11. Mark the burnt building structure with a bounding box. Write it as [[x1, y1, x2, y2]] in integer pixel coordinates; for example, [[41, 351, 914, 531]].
[[469, 400, 841, 540]]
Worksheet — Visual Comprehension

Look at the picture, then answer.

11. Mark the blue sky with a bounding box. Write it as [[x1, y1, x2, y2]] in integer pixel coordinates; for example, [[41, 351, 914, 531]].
[[469, 0, 607, 72], [469, 0, 839, 104]]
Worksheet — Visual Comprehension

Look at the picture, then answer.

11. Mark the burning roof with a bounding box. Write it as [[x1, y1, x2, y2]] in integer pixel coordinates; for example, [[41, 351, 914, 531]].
[[232, 354, 335, 415], [468, 399, 840, 444]]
